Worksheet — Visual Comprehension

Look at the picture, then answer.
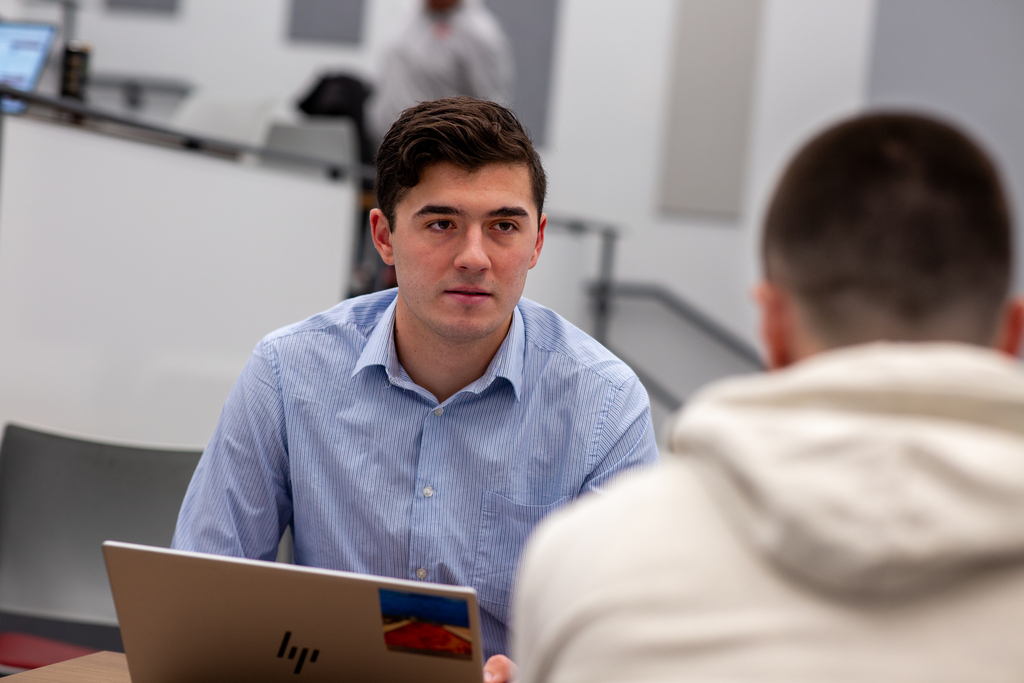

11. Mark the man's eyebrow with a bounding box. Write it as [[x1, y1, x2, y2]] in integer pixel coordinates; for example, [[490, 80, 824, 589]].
[[413, 204, 465, 217], [487, 206, 530, 218]]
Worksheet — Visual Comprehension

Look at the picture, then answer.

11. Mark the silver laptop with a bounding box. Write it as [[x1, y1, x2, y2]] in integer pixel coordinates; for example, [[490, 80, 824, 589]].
[[103, 541, 485, 682]]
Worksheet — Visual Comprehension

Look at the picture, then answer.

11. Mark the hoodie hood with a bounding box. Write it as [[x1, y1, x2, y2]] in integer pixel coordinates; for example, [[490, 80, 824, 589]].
[[669, 342, 1024, 598]]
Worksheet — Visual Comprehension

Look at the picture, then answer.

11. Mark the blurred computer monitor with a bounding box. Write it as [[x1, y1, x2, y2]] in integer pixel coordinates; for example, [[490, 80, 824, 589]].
[[0, 22, 56, 114]]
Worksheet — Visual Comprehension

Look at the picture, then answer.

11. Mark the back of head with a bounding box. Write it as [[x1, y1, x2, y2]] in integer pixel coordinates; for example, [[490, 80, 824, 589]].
[[374, 96, 546, 229], [763, 113, 1012, 346]]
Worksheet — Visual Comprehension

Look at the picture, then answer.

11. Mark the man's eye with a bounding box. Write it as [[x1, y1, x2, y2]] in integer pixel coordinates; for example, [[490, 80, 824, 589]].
[[429, 220, 454, 230], [494, 221, 518, 232]]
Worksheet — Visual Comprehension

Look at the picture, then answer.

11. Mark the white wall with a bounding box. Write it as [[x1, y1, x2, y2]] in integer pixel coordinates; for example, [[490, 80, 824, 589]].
[[0, 0, 878, 346], [541, 0, 877, 344], [0, 0, 415, 100], [0, 116, 354, 447]]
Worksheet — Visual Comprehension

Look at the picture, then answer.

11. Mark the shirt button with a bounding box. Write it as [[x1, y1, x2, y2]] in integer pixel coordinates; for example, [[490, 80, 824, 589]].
[[416, 568, 427, 580], [422, 486, 434, 498], [433, 407, 444, 416]]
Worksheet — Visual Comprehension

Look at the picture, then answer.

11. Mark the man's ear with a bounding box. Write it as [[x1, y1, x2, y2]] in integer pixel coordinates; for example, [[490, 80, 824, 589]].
[[370, 209, 396, 266], [528, 213, 546, 270], [755, 281, 798, 370], [993, 296, 1024, 357]]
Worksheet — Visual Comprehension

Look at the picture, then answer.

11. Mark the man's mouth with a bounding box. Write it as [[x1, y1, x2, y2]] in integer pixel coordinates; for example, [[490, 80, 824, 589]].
[[444, 287, 492, 301]]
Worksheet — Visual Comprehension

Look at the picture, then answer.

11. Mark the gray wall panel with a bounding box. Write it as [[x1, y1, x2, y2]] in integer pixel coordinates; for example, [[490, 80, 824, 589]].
[[868, 0, 1024, 289], [484, 0, 558, 146], [659, 0, 761, 219], [106, 0, 178, 12], [289, 0, 365, 45]]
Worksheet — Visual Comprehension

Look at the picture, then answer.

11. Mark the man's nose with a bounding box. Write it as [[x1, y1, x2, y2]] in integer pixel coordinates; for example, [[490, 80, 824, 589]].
[[454, 226, 490, 272]]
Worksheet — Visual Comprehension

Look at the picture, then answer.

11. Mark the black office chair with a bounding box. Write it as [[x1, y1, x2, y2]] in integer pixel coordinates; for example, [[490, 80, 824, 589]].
[[0, 423, 202, 672]]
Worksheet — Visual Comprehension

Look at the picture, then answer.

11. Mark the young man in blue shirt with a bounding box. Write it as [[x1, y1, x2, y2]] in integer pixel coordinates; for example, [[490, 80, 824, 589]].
[[173, 97, 659, 680]]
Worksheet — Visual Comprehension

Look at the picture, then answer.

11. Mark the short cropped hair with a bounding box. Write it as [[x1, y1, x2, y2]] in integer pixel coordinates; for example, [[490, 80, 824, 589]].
[[375, 97, 547, 230], [763, 112, 1013, 345]]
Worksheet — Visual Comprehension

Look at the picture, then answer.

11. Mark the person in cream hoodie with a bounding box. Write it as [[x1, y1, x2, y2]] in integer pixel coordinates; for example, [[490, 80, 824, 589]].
[[513, 112, 1024, 683]]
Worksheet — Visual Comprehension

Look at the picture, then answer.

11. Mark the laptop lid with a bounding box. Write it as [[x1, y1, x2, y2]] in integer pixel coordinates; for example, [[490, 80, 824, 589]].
[[0, 22, 56, 114], [103, 541, 485, 683]]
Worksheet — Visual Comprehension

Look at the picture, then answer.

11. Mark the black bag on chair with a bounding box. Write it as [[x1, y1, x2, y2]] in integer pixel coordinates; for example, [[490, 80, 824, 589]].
[[298, 73, 374, 164]]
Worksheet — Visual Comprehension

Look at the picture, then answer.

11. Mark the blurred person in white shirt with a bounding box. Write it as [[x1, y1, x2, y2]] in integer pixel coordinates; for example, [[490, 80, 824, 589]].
[[369, 0, 514, 141]]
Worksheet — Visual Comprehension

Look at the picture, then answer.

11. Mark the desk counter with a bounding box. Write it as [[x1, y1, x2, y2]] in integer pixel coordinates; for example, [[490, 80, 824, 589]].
[[7, 652, 129, 683]]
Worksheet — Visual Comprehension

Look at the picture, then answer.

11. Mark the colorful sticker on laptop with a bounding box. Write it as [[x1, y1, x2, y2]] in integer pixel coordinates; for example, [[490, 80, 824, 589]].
[[379, 588, 472, 660]]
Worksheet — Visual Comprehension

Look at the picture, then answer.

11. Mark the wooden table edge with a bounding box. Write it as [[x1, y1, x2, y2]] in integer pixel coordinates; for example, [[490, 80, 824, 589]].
[[5, 651, 129, 682]]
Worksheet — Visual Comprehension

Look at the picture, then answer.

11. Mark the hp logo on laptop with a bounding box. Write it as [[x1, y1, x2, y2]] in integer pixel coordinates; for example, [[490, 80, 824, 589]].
[[277, 631, 320, 674]]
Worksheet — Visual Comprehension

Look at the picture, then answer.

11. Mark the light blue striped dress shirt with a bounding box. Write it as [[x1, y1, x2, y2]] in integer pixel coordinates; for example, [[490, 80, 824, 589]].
[[173, 289, 658, 658]]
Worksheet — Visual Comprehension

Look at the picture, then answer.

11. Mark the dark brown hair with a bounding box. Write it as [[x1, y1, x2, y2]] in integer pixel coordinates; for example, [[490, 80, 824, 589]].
[[375, 97, 547, 229], [763, 112, 1012, 345]]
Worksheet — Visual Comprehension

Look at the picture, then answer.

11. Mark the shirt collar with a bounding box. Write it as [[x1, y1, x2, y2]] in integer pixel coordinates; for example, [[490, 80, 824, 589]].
[[472, 304, 524, 401], [352, 296, 402, 381], [352, 297, 525, 402]]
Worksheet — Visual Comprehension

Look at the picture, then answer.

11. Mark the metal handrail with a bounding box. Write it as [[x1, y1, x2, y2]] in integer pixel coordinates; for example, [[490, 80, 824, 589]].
[[0, 84, 375, 183], [594, 281, 765, 411], [545, 215, 762, 409], [546, 216, 761, 367], [601, 282, 764, 368], [545, 215, 618, 344]]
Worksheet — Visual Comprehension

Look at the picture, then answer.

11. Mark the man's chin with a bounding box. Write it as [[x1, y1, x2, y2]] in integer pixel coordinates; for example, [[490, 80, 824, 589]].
[[429, 315, 512, 346]]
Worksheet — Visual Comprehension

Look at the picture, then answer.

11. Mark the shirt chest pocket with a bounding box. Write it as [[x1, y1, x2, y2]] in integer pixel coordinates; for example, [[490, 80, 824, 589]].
[[472, 491, 569, 626]]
